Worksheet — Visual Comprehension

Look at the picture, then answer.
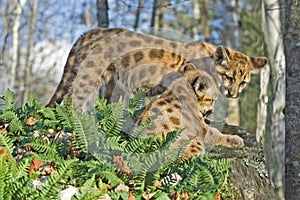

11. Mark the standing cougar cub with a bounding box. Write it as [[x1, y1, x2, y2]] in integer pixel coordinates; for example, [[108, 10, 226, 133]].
[[137, 64, 244, 158], [47, 28, 268, 109]]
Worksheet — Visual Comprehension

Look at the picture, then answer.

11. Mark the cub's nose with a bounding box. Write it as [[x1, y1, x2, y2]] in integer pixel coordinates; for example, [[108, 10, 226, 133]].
[[227, 90, 239, 99], [203, 110, 212, 124], [203, 110, 212, 117]]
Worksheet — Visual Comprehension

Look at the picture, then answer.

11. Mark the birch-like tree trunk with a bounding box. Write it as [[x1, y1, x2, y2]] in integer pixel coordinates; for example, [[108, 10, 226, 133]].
[[284, 0, 300, 198], [22, 0, 37, 104], [192, 0, 201, 41], [10, 0, 27, 91], [260, 0, 285, 199], [155, 0, 167, 29], [97, 0, 109, 28]]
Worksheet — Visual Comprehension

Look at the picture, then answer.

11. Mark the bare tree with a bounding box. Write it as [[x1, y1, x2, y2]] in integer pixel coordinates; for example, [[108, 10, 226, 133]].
[[150, 0, 168, 29], [10, 0, 27, 91], [22, 0, 37, 104], [134, 0, 143, 30], [97, 0, 109, 28], [260, 1, 285, 199], [284, 0, 300, 198]]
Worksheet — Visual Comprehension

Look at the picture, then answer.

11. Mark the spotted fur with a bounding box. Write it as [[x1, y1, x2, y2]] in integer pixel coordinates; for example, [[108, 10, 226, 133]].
[[47, 28, 268, 109], [137, 64, 244, 158]]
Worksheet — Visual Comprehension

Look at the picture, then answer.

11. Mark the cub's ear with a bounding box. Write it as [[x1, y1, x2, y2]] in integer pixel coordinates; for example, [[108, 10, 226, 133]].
[[213, 46, 231, 67], [182, 62, 196, 72], [250, 56, 268, 72]]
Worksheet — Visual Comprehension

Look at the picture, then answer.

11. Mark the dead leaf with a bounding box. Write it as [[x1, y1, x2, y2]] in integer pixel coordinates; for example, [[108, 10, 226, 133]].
[[0, 147, 10, 162], [128, 191, 136, 200], [180, 192, 189, 200], [26, 117, 38, 126], [142, 191, 157, 200], [30, 158, 43, 174], [0, 124, 8, 134], [115, 183, 129, 192], [154, 181, 162, 188], [214, 193, 221, 200], [113, 155, 132, 175], [39, 160, 56, 175], [0, 147, 8, 155], [104, 183, 112, 190]]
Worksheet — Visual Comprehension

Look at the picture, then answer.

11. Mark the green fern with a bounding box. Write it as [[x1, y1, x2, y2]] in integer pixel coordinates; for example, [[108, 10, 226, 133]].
[[0, 89, 16, 111], [165, 154, 233, 198], [0, 111, 24, 135], [0, 90, 238, 199], [0, 132, 15, 153], [95, 98, 125, 137], [26, 138, 58, 159], [73, 176, 107, 200], [21, 92, 43, 118], [38, 159, 77, 199], [127, 89, 148, 118], [72, 112, 94, 154], [55, 105, 74, 131]]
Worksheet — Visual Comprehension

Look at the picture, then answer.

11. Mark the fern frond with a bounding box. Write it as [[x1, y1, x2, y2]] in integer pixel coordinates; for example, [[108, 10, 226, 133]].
[[74, 176, 106, 200], [104, 100, 125, 137], [0, 149, 11, 198], [26, 138, 58, 159], [0, 133, 15, 152], [26, 92, 43, 111], [0, 147, 34, 200], [125, 136, 155, 153], [1, 89, 16, 111], [0, 111, 24, 135], [55, 105, 74, 131], [152, 191, 171, 200], [96, 99, 125, 137], [39, 107, 57, 120], [127, 89, 148, 117], [99, 170, 124, 188], [39, 159, 77, 198], [72, 111, 100, 154], [105, 136, 126, 151], [129, 114, 156, 138]]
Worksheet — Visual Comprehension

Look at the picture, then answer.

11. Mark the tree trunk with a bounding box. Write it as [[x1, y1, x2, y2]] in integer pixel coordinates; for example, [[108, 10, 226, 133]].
[[256, 64, 270, 143], [284, 0, 300, 198], [221, 0, 241, 126], [192, 0, 201, 41], [150, 0, 157, 28], [22, 0, 37, 104], [261, 1, 285, 199], [201, 0, 210, 41], [0, 2, 11, 94], [134, 0, 143, 30], [10, 0, 27, 91], [256, 0, 270, 143], [97, 0, 109, 28]]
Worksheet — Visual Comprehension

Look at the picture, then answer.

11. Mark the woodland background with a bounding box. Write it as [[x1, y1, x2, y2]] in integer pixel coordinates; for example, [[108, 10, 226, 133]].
[[0, 0, 298, 199]]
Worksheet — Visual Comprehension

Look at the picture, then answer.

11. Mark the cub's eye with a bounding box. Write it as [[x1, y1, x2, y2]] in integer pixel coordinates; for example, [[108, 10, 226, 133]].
[[240, 81, 247, 86], [223, 74, 233, 82]]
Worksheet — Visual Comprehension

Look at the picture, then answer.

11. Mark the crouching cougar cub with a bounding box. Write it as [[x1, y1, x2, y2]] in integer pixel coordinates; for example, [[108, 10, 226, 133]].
[[137, 63, 244, 158]]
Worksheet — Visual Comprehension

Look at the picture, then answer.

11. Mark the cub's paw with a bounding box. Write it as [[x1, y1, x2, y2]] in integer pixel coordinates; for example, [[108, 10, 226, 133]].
[[225, 135, 244, 148]]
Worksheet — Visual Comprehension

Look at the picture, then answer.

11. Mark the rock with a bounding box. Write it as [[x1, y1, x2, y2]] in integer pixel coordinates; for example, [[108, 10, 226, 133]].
[[210, 122, 280, 200]]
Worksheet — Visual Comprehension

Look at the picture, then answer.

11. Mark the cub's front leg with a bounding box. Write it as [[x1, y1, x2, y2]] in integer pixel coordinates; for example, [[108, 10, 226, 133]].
[[204, 126, 244, 148]]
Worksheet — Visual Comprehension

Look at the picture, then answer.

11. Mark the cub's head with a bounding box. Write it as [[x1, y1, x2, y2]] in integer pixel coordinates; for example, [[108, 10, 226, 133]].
[[181, 63, 218, 118], [212, 47, 268, 98]]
